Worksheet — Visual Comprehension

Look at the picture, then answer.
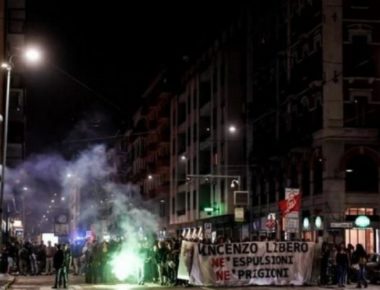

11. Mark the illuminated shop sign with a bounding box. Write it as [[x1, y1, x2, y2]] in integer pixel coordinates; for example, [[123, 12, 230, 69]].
[[354, 215, 370, 228]]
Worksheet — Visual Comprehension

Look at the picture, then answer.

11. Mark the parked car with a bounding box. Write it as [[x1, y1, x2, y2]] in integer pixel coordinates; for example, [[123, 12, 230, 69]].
[[366, 253, 380, 284]]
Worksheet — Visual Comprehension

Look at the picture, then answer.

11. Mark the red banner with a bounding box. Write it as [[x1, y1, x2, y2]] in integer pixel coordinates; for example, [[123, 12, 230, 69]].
[[279, 190, 301, 216]]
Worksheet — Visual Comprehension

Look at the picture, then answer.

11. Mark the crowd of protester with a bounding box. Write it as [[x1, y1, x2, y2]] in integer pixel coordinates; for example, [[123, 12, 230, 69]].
[[0, 235, 373, 288], [0, 236, 186, 286], [320, 242, 369, 288]]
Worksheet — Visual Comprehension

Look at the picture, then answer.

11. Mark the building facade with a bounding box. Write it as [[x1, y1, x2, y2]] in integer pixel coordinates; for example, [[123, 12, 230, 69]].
[[248, 0, 380, 252], [112, 1, 380, 251], [6, 0, 26, 167], [169, 22, 248, 240], [0, 0, 27, 240], [116, 72, 172, 236]]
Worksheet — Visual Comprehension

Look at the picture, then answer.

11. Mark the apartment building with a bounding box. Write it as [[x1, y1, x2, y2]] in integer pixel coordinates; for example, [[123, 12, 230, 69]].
[[0, 0, 27, 238], [169, 22, 248, 240], [116, 72, 172, 235], [248, 0, 380, 252]]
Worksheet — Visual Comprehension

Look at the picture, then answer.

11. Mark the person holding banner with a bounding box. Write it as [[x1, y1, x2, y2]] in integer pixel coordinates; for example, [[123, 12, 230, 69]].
[[155, 241, 168, 285], [320, 242, 330, 285]]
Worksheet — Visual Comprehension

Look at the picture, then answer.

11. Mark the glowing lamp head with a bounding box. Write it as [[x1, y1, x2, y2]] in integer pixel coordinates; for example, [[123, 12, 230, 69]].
[[1, 63, 10, 70], [23, 47, 42, 64], [228, 125, 237, 134]]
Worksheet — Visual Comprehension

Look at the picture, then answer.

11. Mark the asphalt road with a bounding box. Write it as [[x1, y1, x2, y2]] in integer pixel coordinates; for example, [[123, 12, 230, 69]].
[[8, 275, 380, 290]]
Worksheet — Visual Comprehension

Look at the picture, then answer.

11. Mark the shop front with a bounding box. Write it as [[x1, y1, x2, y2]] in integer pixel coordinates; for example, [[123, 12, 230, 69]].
[[345, 208, 380, 253]]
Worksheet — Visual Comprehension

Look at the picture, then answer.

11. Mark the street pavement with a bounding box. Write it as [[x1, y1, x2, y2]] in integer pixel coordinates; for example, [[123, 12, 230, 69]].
[[0, 274, 15, 290], [3, 275, 380, 290]]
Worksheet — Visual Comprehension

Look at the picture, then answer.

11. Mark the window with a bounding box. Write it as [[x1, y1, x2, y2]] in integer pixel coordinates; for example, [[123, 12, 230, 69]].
[[187, 94, 191, 115], [193, 190, 197, 210], [351, 0, 369, 8], [159, 202, 166, 217], [302, 162, 310, 196], [176, 192, 186, 216], [348, 29, 373, 76], [193, 123, 197, 143], [193, 85, 197, 110], [199, 80, 211, 107], [9, 20, 24, 33], [220, 61, 225, 87], [260, 179, 266, 205], [187, 126, 191, 146], [212, 66, 218, 94], [353, 96, 368, 127], [178, 103, 186, 124], [220, 180, 225, 203], [278, 174, 285, 200], [313, 161, 323, 195], [346, 155, 378, 192], [199, 184, 211, 210], [187, 192, 191, 211], [212, 108, 217, 131], [290, 164, 299, 188], [268, 177, 276, 203]]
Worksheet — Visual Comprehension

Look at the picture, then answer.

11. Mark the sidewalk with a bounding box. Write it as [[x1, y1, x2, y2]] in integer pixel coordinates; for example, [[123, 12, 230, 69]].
[[0, 274, 15, 290]]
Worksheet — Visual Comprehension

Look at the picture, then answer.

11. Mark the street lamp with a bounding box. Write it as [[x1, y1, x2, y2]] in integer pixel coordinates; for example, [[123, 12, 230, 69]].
[[0, 46, 42, 246], [228, 125, 237, 134], [186, 174, 241, 189]]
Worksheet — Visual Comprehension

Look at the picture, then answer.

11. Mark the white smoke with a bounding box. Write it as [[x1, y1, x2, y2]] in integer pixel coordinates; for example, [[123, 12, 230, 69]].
[[4, 144, 159, 241]]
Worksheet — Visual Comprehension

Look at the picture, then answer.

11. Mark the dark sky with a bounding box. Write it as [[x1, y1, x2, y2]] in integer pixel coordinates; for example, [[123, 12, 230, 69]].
[[24, 1, 242, 155]]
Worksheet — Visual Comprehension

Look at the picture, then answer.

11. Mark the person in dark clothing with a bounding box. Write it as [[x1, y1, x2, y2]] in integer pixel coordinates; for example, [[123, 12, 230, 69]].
[[347, 243, 355, 284], [352, 244, 368, 288], [52, 244, 64, 288], [71, 241, 82, 275], [37, 242, 47, 275], [336, 243, 349, 287], [320, 242, 330, 285], [155, 241, 168, 285], [62, 244, 71, 287]]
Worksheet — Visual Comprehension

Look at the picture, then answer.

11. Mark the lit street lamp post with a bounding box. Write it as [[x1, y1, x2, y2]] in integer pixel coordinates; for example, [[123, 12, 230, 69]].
[[186, 173, 242, 212], [0, 47, 42, 246]]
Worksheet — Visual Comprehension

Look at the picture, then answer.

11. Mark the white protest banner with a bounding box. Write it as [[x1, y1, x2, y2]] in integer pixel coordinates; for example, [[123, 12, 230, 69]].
[[179, 241, 315, 286], [177, 240, 196, 280]]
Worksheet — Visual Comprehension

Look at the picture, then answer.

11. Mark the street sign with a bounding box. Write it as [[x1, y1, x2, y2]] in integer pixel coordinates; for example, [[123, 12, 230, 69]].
[[234, 207, 245, 222], [265, 213, 276, 231], [330, 222, 353, 229], [284, 212, 299, 233], [354, 215, 370, 228]]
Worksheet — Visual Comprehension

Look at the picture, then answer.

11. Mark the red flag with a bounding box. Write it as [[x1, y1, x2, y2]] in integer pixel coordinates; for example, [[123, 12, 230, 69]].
[[278, 194, 301, 216]]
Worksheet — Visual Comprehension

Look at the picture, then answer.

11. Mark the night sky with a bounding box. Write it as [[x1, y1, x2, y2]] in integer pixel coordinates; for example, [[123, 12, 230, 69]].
[[24, 1, 242, 155]]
